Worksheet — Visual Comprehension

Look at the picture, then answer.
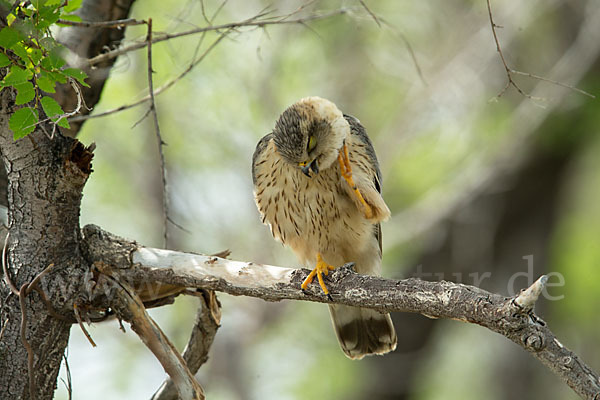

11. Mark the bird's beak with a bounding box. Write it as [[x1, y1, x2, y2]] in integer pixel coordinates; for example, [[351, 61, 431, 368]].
[[299, 159, 319, 177]]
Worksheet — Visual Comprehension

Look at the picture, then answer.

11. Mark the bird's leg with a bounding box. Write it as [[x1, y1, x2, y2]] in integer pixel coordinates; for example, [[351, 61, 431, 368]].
[[337, 143, 373, 219], [301, 253, 336, 298]]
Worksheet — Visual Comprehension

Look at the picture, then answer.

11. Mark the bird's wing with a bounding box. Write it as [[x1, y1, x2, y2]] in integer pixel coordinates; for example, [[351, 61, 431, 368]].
[[343, 114, 391, 229], [251, 133, 273, 185]]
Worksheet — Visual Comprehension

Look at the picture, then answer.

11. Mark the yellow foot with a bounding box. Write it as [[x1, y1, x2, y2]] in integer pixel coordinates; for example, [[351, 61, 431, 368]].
[[337, 143, 373, 219], [301, 253, 336, 296]]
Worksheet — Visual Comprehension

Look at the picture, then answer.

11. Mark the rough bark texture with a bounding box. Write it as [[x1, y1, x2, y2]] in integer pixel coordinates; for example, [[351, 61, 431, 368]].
[[0, 1, 133, 396], [0, 86, 94, 398], [80, 224, 600, 400]]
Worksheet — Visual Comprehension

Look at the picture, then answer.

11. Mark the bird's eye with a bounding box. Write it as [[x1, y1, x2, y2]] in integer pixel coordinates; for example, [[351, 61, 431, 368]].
[[307, 135, 317, 153]]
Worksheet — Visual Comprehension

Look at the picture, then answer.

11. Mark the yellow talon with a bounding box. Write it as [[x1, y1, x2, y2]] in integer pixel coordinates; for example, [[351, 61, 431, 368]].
[[337, 143, 373, 219], [301, 253, 336, 295]]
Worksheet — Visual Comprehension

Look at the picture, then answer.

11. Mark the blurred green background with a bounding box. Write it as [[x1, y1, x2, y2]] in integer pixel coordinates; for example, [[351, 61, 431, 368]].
[[53, 0, 600, 399]]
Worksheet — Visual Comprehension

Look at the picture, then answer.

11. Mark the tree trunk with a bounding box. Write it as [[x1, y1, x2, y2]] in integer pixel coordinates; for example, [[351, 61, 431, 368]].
[[0, 85, 94, 398]]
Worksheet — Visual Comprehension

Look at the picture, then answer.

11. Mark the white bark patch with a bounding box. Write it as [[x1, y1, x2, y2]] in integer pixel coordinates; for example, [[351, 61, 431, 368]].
[[133, 248, 295, 289]]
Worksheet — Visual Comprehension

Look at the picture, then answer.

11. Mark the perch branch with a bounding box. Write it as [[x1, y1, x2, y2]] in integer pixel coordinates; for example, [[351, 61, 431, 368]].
[[81, 225, 600, 400]]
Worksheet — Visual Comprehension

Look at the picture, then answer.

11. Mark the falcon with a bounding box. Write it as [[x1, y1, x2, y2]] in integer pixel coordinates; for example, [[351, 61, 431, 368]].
[[252, 96, 397, 359]]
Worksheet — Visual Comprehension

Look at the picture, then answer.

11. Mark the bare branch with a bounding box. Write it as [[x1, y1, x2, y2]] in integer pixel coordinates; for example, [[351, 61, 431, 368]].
[[486, 0, 594, 99], [81, 224, 600, 400], [70, 30, 229, 123], [87, 9, 347, 67], [146, 19, 169, 248], [97, 265, 205, 400], [151, 290, 221, 400], [57, 18, 146, 29], [60, 349, 73, 400], [73, 303, 97, 347], [359, 0, 381, 27]]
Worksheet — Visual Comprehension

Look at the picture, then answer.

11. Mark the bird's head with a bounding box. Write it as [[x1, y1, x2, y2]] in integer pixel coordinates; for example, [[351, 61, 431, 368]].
[[272, 96, 349, 177]]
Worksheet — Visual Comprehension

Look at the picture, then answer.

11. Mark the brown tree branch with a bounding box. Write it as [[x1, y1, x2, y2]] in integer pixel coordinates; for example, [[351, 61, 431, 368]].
[[96, 266, 205, 400], [80, 224, 600, 400], [69, 30, 230, 123], [486, 0, 595, 99], [144, 18, 169, 249], [57, 18, 146, 28], [86, 8, 348, 67], [151, 290, 221, 400]]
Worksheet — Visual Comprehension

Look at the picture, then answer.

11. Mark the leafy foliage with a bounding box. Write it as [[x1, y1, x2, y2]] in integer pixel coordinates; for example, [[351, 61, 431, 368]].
[[0, 0, 88, 139]]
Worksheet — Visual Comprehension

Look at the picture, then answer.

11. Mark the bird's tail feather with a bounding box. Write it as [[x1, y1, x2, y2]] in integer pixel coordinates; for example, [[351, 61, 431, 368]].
[[329, 304, 397, 360]]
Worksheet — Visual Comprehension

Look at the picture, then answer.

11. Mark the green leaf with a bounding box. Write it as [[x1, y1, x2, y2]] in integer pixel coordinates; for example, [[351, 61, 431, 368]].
[[3, 65, 32, 85], [9, 107, 39, 140], [40, 47, 66, 70], [29, 48, 43, 65], [41, 95, 69, 128], [31, 0, 48, 9], [0, 52, 10, 67], [10, 42, 29, 63], [36, 6, 61, 30], [14, 81, 35, 105], [62, 67, 89, 87], [40, 95, 63, 118], [11, 19, 35, 39], [45, 0, 61, 5], [37, 73, 56, 93], [63, 0, 82, 13], [49, 70, 67, 84], [0, 27, 24, 48], [56, 13, 83, 25], [39, 37, 59, 50]]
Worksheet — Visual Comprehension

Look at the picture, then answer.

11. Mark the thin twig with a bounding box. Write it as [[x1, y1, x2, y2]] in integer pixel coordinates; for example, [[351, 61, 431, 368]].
[[73, 303, 97, 347], [372, 15, 427, 86], [146, 18, 169, 249], [200, 0, 211, 25], [87, 9, 347, 66], [486, 0, 594, 99], [60, 349, 72, 400], [359, 0, 381, 27], [27, 78, 86, 139], [211, 0, 229, 24], [72, 6, 341, 124], [167, 215, 191, 234], [510, 69, 595, 99], [57, 18, 146, 29]]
